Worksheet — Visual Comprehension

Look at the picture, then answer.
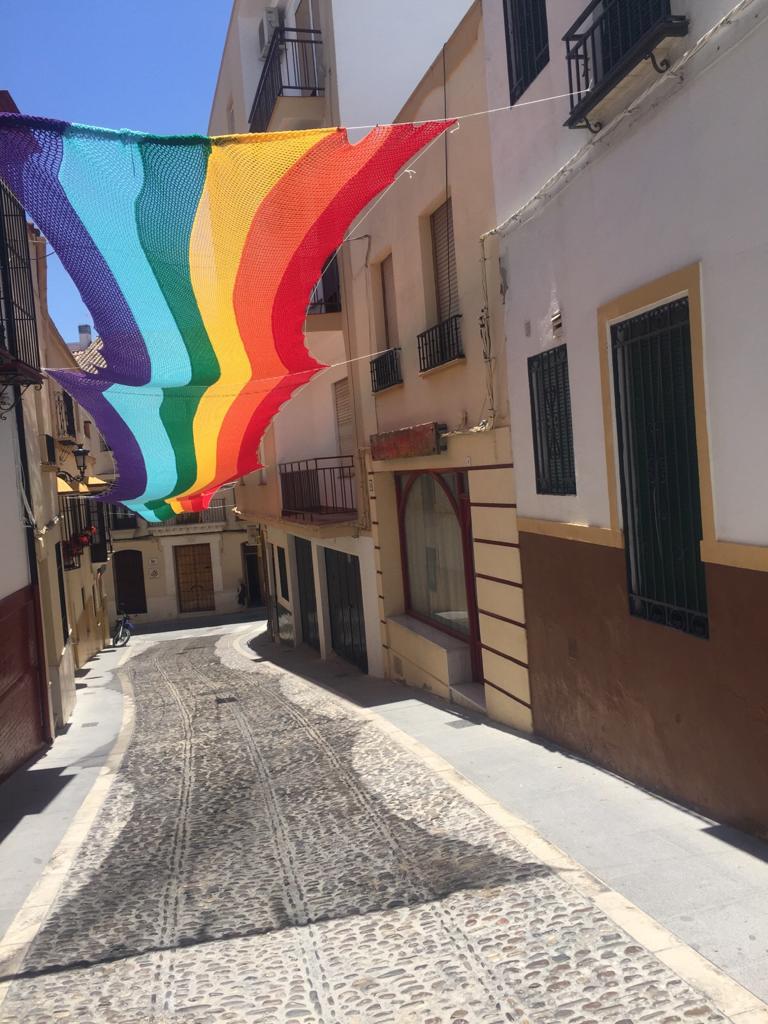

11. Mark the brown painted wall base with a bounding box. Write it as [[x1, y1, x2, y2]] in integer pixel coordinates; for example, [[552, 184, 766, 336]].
[[520, 532, 768, 839]]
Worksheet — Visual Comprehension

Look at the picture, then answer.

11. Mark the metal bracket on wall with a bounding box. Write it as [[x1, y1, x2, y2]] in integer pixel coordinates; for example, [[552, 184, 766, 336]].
[[645, 50, 671, 75], [580, 116, 603, 135], [0, 381, 39, 420]]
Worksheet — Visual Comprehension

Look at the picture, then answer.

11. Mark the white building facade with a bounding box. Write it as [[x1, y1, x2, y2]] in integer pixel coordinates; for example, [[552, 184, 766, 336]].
[[483, 0, 768, 836]]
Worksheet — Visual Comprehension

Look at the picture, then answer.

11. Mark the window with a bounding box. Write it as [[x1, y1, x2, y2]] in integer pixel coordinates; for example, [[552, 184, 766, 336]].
[[0, 182, 40, 372], [503, 0, 550, 103], [333, 378, 355, 456], [380, 254, 399, 349], [611, 297, 708, 638], [54, 542, 69, 643], [430, 199, 459, 323], [397, 471, 478, 646], [528, 344, 576, 495], [276, 546, 289, 601]]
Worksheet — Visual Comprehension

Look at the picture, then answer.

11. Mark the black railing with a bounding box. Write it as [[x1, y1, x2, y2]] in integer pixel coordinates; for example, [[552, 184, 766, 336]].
[[564, 0, 688, 129], [0, 183, 41, 381], [108, 506, 139, 532], [308, 254, 341, 315], [249, 27, 325, 134], [164, 504, 228, 527], [55, 391, 77, 438], [370, 348, 402, 393], [88, 501, 112, 563], [417, 314, 463, 373], [280, 456, 356, 521]]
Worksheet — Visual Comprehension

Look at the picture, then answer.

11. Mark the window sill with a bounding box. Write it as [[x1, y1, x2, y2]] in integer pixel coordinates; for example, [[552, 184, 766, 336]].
[[372, 381, 404, 396], [418, 356, 466, 379]]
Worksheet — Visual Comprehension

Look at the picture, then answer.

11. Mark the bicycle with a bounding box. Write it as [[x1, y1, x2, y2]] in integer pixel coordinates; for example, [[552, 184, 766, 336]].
[[112, 609, 134, 647]]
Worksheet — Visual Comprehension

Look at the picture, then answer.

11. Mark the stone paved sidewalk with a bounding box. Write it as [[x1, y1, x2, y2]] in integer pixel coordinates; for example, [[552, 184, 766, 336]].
[[0, 632, 748, 1023]]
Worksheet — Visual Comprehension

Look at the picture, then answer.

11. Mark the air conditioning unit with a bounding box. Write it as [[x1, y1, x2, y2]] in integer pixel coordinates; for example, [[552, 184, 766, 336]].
[[258, 6, 282, 58]]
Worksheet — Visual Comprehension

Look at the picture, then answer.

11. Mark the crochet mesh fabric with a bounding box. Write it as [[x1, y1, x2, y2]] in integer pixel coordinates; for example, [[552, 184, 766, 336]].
[[0, 114, 449, 520]]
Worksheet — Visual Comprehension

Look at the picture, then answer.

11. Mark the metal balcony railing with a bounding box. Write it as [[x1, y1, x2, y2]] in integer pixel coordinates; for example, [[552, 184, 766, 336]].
[[108, 506, 139, 531], [370, 348, 402, 393], [308, 254, 341, 315], [564, 0, 689, 130], [280, 456, 356, 521], [249, 27, 325, 134], [167, 504, 228, 527], [0, 183, 41, 385], [417, 314, 463, 373]]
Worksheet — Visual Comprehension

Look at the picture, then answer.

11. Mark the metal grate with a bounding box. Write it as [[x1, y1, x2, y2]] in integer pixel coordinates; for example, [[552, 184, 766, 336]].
[[528, 344, 576, 495], [611, 298, 708, 638], [503, 0, 550, 104], [0, 182, 40, 376], [249, 27, 325, 134], [279, 455, 356, 521], [307, 254, 341, 314], [108, 505, 139, 531], [563, 0, 689, 129], [417, 314, 463, 373], [370, 347, 402, 393]]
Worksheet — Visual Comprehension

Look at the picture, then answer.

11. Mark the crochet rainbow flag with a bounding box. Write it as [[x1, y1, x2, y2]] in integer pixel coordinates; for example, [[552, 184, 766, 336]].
[[0, 114, 448, 520]]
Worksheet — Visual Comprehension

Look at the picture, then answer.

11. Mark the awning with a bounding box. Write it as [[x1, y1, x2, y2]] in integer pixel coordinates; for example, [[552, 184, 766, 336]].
[[56, 475, 110, 495]]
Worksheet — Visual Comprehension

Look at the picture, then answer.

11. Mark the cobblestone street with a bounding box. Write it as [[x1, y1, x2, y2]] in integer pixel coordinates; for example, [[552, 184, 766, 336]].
[[0, 632, 740, 1023]]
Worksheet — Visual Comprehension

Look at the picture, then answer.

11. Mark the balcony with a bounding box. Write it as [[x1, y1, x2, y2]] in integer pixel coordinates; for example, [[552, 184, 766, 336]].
[[165, 504, 228, 527], [417, 314, 463, 373], [307, 254, 341, 316], [279, 456, 356, 522], [108, 506, 139, 532], [1, 183, 42, 415], [370, 348, 402, 393], [249, 27, 325, 135], [564, 0, 689, 131]]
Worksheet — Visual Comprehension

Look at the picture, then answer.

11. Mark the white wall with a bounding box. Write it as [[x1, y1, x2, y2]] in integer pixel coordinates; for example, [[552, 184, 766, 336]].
[[495, 8, 768, 545], [0, 419, 31, 601], [329, 0, 473, 128]]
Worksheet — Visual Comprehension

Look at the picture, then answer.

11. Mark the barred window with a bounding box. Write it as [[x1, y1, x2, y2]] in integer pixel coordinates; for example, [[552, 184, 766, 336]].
[[503, 0, 550, 104], [528, 344, 576, 495]]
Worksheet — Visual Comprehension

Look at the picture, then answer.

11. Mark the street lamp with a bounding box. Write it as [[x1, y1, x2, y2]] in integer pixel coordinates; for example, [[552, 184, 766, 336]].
[[73, 445, 89, 482]]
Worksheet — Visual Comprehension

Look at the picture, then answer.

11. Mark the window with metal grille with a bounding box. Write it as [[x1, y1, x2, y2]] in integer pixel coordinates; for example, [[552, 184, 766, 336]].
[[528, 344, 576, 495], [502, 0, 550, 104], [0, 182, 40, 372], [430, 199, 459, 323], [611, 297, 708, 638], [55, 542, 70, 642]]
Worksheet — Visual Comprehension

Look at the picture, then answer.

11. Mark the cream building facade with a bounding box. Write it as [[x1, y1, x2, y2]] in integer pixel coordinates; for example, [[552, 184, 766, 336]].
[[344, 2, 530, 731]]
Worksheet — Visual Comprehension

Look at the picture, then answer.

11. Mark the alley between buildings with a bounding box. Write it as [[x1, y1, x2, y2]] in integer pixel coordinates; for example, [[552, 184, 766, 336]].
[[0, 624, 762, 1023]]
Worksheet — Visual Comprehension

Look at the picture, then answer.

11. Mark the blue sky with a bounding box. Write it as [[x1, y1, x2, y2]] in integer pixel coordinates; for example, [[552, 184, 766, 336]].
[[3, 1, 231, 343]]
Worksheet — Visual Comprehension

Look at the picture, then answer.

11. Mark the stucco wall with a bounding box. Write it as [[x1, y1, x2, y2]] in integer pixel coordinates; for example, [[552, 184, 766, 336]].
[[492, 8, 768, 547]]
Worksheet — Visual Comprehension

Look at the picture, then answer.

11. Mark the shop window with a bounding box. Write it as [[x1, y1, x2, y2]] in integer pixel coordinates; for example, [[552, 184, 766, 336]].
[[397, 471, 477, 641]]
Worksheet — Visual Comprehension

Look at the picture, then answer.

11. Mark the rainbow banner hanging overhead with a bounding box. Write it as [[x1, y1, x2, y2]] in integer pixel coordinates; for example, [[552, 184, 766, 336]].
[[0, 114, 449, 521]]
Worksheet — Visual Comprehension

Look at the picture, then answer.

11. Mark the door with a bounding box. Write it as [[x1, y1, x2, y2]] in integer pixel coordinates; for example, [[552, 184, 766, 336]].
[[611, 297, 708, 637], [174, 544, 215, 613], [324, 548, 367, 672], [113, 549, 147, 614], [295, 537, 319, 650], [242, 544, 262, 606], [0, 587, 45, 779]]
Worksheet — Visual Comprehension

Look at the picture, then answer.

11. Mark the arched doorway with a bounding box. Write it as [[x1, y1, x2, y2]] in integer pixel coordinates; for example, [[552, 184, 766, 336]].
[[113, 549, 147, 614]]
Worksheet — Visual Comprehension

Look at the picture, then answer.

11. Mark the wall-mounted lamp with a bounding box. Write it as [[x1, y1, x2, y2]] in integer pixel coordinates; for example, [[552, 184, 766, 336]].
[[73, 445, 89, 481]]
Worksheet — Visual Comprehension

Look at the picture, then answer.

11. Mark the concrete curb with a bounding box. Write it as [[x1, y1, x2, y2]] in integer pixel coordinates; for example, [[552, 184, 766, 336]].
[[0, 646, 136, 1010], [231, 630, 768, 1023]]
